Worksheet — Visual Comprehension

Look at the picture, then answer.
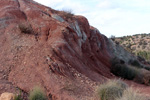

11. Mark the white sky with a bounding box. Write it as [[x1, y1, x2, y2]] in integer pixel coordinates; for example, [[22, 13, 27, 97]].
[[34, 0, 150, 37]]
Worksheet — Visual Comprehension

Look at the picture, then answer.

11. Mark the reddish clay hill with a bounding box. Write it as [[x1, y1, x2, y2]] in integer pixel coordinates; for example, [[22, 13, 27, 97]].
[[0, 0, 150, 100]]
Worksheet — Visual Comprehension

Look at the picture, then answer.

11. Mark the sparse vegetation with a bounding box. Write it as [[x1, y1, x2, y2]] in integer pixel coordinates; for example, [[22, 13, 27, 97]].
[[14, 94, 23, 100], [116, 88, 145, 100], [128, 59, 143, 68], [97, 80, 147, 100], [111, 57, 139, 80], [111, 63, 139, 80], [111, 57, 150, 85], [14, 90, 23, 100], [97, 80, 127, 100], [110, 35, 115, 41], [29, 86, 48, 100], [134, 69, 150, 85], [61, 9, 74, 20], [112, 33, 150, 61], [136, 51, 150, 61], [19, 23, 33, 34]]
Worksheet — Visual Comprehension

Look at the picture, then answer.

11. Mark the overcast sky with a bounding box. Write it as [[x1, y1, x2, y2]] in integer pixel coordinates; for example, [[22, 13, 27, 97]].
[[34, 0, 150, 37]]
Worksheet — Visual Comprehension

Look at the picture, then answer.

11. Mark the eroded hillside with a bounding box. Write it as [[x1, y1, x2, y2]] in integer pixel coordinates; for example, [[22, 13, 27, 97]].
[[0, 0, 150, 100]]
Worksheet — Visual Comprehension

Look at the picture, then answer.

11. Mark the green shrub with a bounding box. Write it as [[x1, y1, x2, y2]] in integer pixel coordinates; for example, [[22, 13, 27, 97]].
[[97, 80, 127, 100], [14, 90, 23, 100], [128, 59, 150, 71], [111, 57, 141, 80], [29, 86, 48, 100], [111, 64, 139, 80], [136, 51, 150, 61], [128, 59, 143, 68], [144, 66, 150, 70]]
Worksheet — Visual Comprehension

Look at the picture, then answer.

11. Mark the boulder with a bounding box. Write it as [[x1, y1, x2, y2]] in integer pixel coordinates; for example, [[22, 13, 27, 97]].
[[0, 92, 15, 100]]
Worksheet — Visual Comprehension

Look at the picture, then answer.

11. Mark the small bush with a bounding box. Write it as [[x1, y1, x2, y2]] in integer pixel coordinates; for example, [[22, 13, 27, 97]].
[[128, 59, 143, 68], [61, 9, 74, 20], [134, 69, 150, 85], [97, 80, 127, 100], [111, 64, 139, 80], [14, 90, 23, 100], [19, 23, 33, 34], [29, 86, 48, 100], [116, 88, 145, 100], [136, 51, 150, 61], [14, 94, 23, 100], [144, 66, 150, 70], [137, 56, 145, 62], [115, 79, 128, 89], [111, 57, 141, 80], [110, 35, 115, 41]]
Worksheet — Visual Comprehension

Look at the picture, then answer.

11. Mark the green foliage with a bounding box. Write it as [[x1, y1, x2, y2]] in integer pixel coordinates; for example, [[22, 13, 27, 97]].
[[112, 34, 150, 62], [14, 90, 23, 100], [136, 51, 150, 61], [99, 86, 123, 100], [29, 86, 48, 100], [128, 59, 143, 68], [111, 64, 139, 80], [97, 80, 146, 100], [14, 94, 23, 100], [111, 58, 140, 80], [111, 58, 150, 85], [97, 80, 127, 100]]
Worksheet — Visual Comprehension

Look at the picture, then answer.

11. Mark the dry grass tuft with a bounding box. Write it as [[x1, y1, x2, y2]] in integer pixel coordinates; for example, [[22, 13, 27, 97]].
[[19, 22, 33, 34], [29, 86, 48, 100], [97, 79, 148, 100], [97, 79, 127, 100], [116, 88, 146, 100]]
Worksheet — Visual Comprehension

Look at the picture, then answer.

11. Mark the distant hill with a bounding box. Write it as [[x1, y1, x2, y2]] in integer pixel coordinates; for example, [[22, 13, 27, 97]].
[[112, 33, 150, 61]]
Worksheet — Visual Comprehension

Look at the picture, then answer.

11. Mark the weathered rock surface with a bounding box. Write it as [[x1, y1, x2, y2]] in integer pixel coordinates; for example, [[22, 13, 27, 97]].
[[0, 0, 113, 99], [0, 92, 15, 100], [0, 0, 149, 100]]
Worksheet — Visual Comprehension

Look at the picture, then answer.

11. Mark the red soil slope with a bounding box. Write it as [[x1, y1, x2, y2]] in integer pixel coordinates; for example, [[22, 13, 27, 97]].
[[0, 0, 150, 99]]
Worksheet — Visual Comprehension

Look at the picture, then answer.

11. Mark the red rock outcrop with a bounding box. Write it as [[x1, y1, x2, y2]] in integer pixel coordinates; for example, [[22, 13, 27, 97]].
[[0, 0, 143, 100]]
